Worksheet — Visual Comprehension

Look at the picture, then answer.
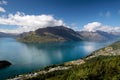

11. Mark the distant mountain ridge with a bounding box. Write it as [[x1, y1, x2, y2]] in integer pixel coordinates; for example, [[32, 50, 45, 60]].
[[78, 30, 120, 42], [19, 26, 83, 42], [19, 26, 120, 42], [0, 32, 17, 37], [2, 26, 120, 42]]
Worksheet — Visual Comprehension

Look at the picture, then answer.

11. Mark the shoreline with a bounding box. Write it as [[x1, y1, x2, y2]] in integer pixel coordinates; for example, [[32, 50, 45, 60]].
[[7, 59, 85, 80]]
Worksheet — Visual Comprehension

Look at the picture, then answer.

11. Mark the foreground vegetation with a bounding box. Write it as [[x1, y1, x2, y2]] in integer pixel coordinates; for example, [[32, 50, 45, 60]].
[[26, 56, 120, 80]]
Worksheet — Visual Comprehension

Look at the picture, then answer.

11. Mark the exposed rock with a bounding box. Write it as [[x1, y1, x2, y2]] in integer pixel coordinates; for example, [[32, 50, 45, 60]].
[[65, 59, 85, 65], [0, 60, 12, 69]]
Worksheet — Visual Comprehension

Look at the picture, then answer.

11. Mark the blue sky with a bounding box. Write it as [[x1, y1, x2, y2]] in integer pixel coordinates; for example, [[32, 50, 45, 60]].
[[0, 0, 120, 33]]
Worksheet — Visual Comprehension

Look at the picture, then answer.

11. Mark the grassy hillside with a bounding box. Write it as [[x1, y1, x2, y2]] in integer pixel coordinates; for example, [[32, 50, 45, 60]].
[[18, 32, 65, 43], [26, 56, 120, 80]]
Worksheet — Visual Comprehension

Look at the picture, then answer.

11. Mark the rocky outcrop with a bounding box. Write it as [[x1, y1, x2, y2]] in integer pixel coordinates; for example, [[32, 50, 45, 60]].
[[0, 60, 12, 69]]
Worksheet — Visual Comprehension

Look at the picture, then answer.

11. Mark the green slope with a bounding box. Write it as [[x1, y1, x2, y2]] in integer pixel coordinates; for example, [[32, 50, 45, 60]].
[[18, 32, 65, 43], [26, 56, 120, 80]]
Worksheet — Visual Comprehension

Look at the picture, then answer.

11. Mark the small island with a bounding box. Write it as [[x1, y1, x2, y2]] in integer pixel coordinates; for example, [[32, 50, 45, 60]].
[[0, 60, 12, 69]]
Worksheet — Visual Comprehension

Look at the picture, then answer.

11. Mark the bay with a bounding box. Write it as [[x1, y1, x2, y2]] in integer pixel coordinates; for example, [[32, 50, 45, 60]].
[[0, 38, 112, 80]]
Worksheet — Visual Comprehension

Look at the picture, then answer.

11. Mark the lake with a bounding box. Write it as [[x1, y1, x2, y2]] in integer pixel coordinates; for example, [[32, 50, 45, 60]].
[[0, 38, 112, 80]]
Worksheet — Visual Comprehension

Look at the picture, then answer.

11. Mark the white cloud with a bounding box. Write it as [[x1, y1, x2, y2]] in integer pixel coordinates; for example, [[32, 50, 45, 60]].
[[68, 23, 80, 31], [83, 22, 102, 32], [0, 12, 65, 33], [83, 22, 120, 32], [0, 0, 7, 5], [0, 6, 5, 12], [106, 11, 111, 17]]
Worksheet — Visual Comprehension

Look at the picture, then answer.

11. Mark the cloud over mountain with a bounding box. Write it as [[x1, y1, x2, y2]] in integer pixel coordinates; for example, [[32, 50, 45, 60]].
[[0, 12, 65, 33], [83, 22, 120, 32]]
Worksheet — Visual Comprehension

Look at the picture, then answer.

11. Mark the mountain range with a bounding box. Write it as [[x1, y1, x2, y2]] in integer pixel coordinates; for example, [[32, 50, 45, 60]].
[[79, 31, 120, 42], [1, 26, 120, 42], [0, 32, 17, 37], [18, 26, 83, 42]]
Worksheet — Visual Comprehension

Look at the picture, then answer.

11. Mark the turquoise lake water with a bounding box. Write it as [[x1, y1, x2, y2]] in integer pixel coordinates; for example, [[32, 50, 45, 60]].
[[0, 38, 112, 80]]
